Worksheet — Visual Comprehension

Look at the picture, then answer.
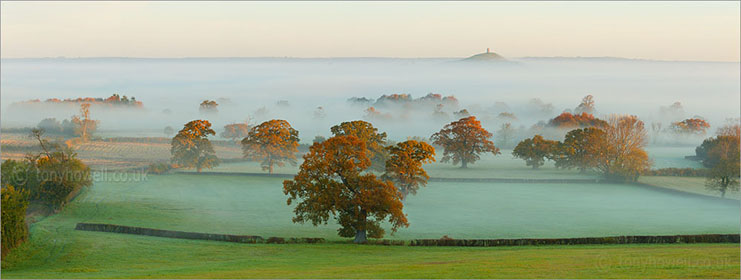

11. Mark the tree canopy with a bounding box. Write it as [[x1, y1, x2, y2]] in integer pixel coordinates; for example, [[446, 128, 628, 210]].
[[702, 135, 740, 197], [170, 120, 219, 172], [597, 115, 651, 181], [431, 116, 499, 168], [512, 135, 559, 169], [330, 120, 389, 171], [241, 119, 299, 174], [555, 127, 606, 172], [283, 135, 407, 243], [382, 140, 436, 199]]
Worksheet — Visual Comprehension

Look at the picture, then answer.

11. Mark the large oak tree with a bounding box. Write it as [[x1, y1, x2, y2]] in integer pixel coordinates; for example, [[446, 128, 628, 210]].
[[283, 135, 408, 243], [241, 119, 299, 174], [171, 120, 219, 172], [431, 116, 500, 168]]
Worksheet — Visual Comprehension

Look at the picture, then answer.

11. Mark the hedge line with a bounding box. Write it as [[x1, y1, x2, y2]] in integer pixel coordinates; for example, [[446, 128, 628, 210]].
[[75, 223, 264, 243], [75, 223, 326, 244], [409, 234, 740, 247], [76, 223, 738, 247]]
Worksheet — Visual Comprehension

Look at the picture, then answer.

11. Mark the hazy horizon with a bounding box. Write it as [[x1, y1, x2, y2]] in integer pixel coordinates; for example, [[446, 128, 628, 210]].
[[2, 1, 739, 61]]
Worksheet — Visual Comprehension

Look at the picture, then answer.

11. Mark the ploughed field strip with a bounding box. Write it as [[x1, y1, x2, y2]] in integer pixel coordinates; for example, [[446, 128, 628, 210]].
[[75, 222, 740, 246]]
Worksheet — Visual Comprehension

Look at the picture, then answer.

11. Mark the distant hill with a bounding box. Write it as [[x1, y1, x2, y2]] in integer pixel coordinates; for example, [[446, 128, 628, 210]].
[[462, 49, 507, 62]]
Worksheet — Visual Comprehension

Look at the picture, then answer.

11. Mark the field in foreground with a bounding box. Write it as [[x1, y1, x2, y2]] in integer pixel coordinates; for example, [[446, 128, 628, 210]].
[[2, 229, 738, 279]]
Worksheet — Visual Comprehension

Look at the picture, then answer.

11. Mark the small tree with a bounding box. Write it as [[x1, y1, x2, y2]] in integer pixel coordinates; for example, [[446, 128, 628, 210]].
[[283, 136, 408, 243], [574, 95, 595, 114], [431, 116, 500, 168], [241, 119, 299, 174], [555, 127, 606, 172], [495, 123, 516, 148], [330, 120, 389, 171], [163, 126, 175, 137], [171, 120, 219, 172], [512, 135, 559, 169], [703, 135, 740, 198], [221, 123, 251, 144], [199, 100, 219, 114], [71, 103, 98, 142], [382, 140, 436, 199]]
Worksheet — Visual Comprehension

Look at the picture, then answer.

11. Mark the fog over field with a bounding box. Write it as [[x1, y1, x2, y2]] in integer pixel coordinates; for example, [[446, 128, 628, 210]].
[[1, 57, 738, 142]]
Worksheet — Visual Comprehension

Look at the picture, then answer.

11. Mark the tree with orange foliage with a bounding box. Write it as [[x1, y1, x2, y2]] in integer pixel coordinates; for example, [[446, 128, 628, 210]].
[[330, 120, 389, 171], [382, 140, 436, 199], [431, 116, 499, 168], [704, 134, 740, 198], [171, 120, 219, 172], [548, 112, 607, 129], [71, 103, 98, 142], [241, 119, 300, 174], [670, 118, 711, 135], [283, 136, 408, 243], [598, 115, 651, 181], [555, 127, 606, 173]]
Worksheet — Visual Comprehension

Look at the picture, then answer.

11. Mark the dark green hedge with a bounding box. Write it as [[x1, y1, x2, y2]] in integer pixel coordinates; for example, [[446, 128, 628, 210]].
[[409, 234, 740, 247]]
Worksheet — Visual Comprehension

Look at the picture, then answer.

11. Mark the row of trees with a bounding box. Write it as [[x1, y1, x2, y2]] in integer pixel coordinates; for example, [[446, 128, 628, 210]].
[[513, 115, 651, 181]]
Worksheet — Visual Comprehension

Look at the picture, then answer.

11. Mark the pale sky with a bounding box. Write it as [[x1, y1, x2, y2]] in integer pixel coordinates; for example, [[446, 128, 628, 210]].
[[1, 1, 739, 61]]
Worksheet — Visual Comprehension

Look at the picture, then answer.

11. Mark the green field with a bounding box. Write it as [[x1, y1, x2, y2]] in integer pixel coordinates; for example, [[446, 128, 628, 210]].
[[3, 145, 739, 278], [17, 174, 738, 240]]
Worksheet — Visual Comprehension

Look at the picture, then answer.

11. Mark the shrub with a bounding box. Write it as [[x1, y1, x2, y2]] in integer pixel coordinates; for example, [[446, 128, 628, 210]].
[[2, 186, 29, 257], [147, 162, 173, 174]]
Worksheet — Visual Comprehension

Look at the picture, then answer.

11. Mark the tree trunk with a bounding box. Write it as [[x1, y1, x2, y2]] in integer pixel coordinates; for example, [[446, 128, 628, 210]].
[[461, 160, 468, 169], [353, 229, 367, 244]]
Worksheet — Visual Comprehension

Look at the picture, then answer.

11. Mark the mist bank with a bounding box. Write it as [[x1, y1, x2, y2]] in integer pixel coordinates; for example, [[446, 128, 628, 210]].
[[1, 57, 738, 143]]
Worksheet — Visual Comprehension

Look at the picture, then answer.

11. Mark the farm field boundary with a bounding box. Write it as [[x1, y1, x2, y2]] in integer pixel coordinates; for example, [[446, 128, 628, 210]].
[[173, 171, 601, 183], [75, 223, 739, 246]]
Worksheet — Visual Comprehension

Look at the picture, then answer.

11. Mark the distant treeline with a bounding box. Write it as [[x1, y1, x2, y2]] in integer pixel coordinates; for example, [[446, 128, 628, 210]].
[[14, 94, 142, 108]]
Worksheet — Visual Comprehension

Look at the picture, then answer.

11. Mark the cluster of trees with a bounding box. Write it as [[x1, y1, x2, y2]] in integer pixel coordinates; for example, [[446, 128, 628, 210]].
[[17, 94, 142, 107], [513, 115, 651, 182], [35, 103, 99, 142], [1, 130, 92, 255]]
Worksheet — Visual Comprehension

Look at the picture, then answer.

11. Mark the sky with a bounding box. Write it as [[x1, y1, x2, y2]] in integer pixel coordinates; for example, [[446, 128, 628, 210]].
[[1, 1, 739, 61]]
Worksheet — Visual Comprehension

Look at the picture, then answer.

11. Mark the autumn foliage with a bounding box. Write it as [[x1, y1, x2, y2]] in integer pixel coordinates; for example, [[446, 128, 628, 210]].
[[170, 120, 220, 172], [330, 120, 389, 171], [382, 140, 436, 199], [241, 119, 300, 174], [431, 116, 500, 168], [548, 112, 607, 129], [283, 136, 407, 243], [597, 115, 651, 181], [670, 118, 711, 135], [555, 127, 606, 172]]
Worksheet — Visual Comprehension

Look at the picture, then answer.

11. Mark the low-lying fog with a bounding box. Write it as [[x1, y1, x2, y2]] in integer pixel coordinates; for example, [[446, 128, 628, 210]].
[[1, 57, 738, 143]]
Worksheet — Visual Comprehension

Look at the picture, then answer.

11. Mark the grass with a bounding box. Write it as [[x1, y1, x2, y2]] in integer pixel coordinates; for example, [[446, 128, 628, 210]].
[[2, 228, 739, 278], [24, 174, 737, 240], [639, 176, 741, 200]]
